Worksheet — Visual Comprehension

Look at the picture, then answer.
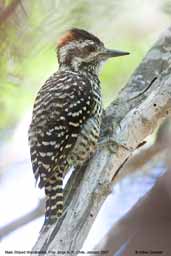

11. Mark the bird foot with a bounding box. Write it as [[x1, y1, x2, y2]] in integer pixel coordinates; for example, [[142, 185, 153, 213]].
[[98, 134, 130, 154], [98, 136, 119, 153]]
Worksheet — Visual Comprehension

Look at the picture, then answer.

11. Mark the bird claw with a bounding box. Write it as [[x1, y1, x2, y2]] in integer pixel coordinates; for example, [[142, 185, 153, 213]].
[[98, 136, 118, 153], [98, 135, 131, 154]]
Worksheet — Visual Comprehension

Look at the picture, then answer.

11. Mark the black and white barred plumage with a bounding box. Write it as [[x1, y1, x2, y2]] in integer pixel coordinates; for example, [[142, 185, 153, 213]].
[[28, 28, 129, 226]]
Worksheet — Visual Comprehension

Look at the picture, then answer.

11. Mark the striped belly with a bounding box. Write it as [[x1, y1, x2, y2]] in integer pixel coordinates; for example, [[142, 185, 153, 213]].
[[68, 115, 101, 167]]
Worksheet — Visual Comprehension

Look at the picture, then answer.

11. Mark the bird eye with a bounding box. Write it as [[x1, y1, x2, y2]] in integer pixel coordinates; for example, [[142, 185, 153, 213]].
[[86, 45, 96, 52]]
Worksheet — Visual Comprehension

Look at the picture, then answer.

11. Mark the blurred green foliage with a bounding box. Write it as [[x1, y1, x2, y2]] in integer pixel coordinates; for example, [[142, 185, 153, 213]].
[[0, 0, 169, 130]]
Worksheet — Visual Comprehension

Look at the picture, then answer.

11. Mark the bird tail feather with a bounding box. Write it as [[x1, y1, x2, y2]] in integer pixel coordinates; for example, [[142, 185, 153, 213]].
[[44, 172, 63, 225]]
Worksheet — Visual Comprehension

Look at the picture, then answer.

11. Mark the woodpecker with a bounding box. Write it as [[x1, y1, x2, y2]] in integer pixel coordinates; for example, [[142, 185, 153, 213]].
[[28, 28, 129, 225]]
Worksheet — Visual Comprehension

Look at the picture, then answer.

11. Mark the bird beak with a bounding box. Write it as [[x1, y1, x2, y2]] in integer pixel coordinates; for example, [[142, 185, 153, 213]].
[[104, 48, 130, 58]]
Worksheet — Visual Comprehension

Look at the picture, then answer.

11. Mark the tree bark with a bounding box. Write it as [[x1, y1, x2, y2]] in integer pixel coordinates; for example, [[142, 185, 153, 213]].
[[32, 26, 171, 254], [93, 129, 171, 256], [93, 167, 171, 256]]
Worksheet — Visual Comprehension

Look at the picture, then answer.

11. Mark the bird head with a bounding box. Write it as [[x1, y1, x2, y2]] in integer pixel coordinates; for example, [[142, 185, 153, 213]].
[[57, 28, 129, 74]]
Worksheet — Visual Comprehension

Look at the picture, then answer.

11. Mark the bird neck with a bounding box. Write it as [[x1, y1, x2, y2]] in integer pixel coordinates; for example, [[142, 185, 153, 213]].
[[59, 61, 101, 78], [79, 62, 99, 76]]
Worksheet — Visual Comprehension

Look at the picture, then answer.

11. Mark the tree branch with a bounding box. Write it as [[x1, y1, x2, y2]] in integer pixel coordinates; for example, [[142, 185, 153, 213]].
[[116, 118, 171, 181], [0, 199, 45, 240], [32, 26, 171, 254], [93, 127, 171, 256]]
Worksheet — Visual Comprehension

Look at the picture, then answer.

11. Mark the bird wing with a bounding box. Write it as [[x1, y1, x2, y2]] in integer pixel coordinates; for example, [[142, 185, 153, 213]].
[[28, 71, 95, 188]]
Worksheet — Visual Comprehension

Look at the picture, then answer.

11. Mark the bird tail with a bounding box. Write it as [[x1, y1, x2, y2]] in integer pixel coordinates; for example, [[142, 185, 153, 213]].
[[44, 172, 64, 225]]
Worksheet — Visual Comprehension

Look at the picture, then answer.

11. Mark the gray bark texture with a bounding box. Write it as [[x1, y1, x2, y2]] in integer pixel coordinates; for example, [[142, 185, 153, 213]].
[[32, 26, 171, 254]]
